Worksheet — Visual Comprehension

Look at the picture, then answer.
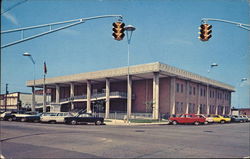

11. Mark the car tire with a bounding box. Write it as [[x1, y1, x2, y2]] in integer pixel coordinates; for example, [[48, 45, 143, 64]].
[[194, 121, 200, 125], [71, 120, 77, 125], [34, 119, 40, 123], [204, 121, 208, 125], [21, 118, 26, 122], [8, 117, 13, 121], [50, 120, 56, 124], [172, 121, 178, 125], [95, 120, 102, 125], [220, 120, 225, 124]]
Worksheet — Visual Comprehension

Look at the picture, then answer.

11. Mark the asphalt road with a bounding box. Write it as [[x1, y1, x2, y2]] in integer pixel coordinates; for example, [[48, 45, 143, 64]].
[[0, 121, 249, 158]]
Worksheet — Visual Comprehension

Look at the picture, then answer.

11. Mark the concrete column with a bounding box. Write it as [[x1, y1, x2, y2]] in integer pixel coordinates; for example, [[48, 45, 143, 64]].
[[206, 84, 210, 115], [197, 85, 200, 114], [31, 86, 35, 112], [170, 77, 176, 115], [222, 106, 226, 115], [153, 72, 159, 119], [43, 85, 46, 112], [87, 80, 91, 113], [70, 83, 75, 110], [56, 84, 60, 104], [105, 78, 110, 119], [127, 75, 132, 120], [185, 81, 189, 114]]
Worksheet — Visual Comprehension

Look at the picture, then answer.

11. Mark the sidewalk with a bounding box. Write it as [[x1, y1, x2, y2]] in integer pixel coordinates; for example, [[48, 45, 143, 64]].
[[104, 119, 170, 126]]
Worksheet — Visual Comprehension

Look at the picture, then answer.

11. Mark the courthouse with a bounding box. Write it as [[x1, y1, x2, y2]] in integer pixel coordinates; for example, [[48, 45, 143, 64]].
[[26, 62, 234, 119]]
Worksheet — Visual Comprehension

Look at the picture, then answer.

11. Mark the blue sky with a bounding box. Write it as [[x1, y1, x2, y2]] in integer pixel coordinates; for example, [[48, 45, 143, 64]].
[[1, 0, 249, 108]]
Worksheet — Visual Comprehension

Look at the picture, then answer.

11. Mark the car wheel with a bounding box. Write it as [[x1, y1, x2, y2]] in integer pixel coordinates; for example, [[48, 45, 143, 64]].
[[95, 120, 102, 125], [194, 121, 200, 125], [34, 119, 40, 123], [204, 121, 208, 125], [71, 120, 77, 125], [8, 118, 13, 121], [172, 121, 178, 125], [50, 120, 56, 124], [21, 118, 26, 122], [220, 120, 225, 124]]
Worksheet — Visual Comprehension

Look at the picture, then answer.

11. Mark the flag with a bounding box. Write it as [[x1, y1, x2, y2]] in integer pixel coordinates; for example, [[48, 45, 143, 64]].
[[44, 61, 47, 74]]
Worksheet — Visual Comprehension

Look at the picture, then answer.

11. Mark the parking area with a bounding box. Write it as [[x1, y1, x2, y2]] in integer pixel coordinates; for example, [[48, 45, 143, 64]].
[[0, 121, 249, 158]]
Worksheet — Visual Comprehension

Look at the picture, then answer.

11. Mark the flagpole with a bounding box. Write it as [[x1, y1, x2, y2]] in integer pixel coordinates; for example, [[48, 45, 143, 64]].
[[43, 62, 47, 112]]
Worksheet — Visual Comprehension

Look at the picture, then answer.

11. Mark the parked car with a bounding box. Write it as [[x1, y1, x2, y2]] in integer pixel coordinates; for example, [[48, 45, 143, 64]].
[[40, 112, 74, 124], [168, 114, 207, 125], [17, 112, 42, 122], [230, 115, 247, 123], [9, 111, 41, 122], [241, 115, 250, 122], [206, 114, 231, 123], [64, 113, 104, 125], [0, 111, 13, 121]]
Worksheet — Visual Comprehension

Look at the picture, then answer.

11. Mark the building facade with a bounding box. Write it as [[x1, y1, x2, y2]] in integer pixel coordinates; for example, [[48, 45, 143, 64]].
[[26, 62, 234, 119], [0, 92, 46, 111]]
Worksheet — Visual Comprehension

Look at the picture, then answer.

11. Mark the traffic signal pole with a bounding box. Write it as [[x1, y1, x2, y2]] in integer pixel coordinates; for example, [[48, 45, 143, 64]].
[[201, 18, 250, 31], [1, 15, 123, 49]]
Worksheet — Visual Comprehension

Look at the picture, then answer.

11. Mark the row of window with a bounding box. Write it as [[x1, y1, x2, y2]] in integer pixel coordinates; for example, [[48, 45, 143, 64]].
[[175, 102, 230, 115], [176, 83, 230, 101]]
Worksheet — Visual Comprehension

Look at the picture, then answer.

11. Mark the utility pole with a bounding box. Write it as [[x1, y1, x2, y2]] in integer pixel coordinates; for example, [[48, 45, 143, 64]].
[[5, 84, 9, 111]]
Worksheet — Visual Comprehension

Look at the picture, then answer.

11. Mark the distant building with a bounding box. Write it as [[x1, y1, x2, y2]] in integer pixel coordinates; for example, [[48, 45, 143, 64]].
[[231, 107, 250, 116], [0, 92, 50, 111], [26, 62, 235, 119]]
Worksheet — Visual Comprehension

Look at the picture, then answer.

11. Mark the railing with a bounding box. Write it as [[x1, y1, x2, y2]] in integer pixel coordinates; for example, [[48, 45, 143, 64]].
[[58, 91, 134, 103], [97, 112, 153, 120]]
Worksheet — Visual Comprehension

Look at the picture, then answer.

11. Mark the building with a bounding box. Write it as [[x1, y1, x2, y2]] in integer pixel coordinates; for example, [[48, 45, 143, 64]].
[[0, 92, 46, 111], [26, 62, 234, 119], [231, 107, 250, 116]]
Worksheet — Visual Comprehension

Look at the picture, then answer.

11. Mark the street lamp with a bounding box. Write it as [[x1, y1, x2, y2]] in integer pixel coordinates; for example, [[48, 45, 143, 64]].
[[124, 24, 136, 123], [206, 63, 218, 115], [23, 52, 36, 112], [237, 78, 248, 108]]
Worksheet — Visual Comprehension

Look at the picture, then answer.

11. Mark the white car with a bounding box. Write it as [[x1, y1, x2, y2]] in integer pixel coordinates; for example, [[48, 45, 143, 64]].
[[40, 112, 74, 124]]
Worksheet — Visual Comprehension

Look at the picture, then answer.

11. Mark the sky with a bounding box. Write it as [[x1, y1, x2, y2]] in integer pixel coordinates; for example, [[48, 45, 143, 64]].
[[1, 0, 250, 108]]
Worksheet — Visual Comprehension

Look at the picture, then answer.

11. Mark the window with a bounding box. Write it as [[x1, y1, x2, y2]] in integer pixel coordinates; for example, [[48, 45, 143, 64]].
[[181, 84, 184, 93], [189, 86, 192, 95], [200, 88, 203, 96], [193, 87, 196, 95], [176, 83, 179, 93]]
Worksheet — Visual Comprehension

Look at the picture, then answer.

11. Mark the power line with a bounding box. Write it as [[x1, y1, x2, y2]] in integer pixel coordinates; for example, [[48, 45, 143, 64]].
[[1, 0, 28, 15]]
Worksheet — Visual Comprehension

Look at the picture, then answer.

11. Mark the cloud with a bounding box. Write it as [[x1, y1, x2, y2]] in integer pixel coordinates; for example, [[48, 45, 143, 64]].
[[3, 11, 19, 25]]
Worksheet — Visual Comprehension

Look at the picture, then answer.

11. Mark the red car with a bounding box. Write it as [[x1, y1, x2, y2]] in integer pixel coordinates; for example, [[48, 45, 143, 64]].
[[169, 114, 207, 125]]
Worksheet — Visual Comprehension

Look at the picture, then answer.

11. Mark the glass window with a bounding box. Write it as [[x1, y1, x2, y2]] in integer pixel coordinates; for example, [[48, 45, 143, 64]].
[[181, 84, 184, 93], [176, 83, 179, 92]]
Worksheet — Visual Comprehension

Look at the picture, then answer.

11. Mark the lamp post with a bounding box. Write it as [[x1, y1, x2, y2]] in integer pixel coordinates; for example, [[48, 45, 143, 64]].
[[124, 24, 136, 123], [206, 63, 218, 115], [237, 78, 248, 108], [23, 52, 36, 112]]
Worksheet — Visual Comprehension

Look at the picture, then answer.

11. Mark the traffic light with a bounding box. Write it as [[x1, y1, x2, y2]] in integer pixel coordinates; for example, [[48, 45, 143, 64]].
[[112, 22, 125, 41], [199, 24, 212, 41]]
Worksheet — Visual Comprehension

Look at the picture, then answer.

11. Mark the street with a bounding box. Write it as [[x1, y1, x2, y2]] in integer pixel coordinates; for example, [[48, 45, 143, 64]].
[[0, 121, 249, 158]]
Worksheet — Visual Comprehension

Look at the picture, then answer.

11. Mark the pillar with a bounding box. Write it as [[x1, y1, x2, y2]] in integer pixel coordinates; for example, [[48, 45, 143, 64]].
[[105, 78, 110, 119], [31, 86, 35, 112], [197, 85, 201, 114], [127, 75, 132, 120], [206, 84, 210, 115], [185, 81, 189, 114], [153, 72, 159, 119], [87, 80, 91, 113], [56, 84, 60, 104], [70, 83, 75, 110], [170, 77, 176, 115]]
